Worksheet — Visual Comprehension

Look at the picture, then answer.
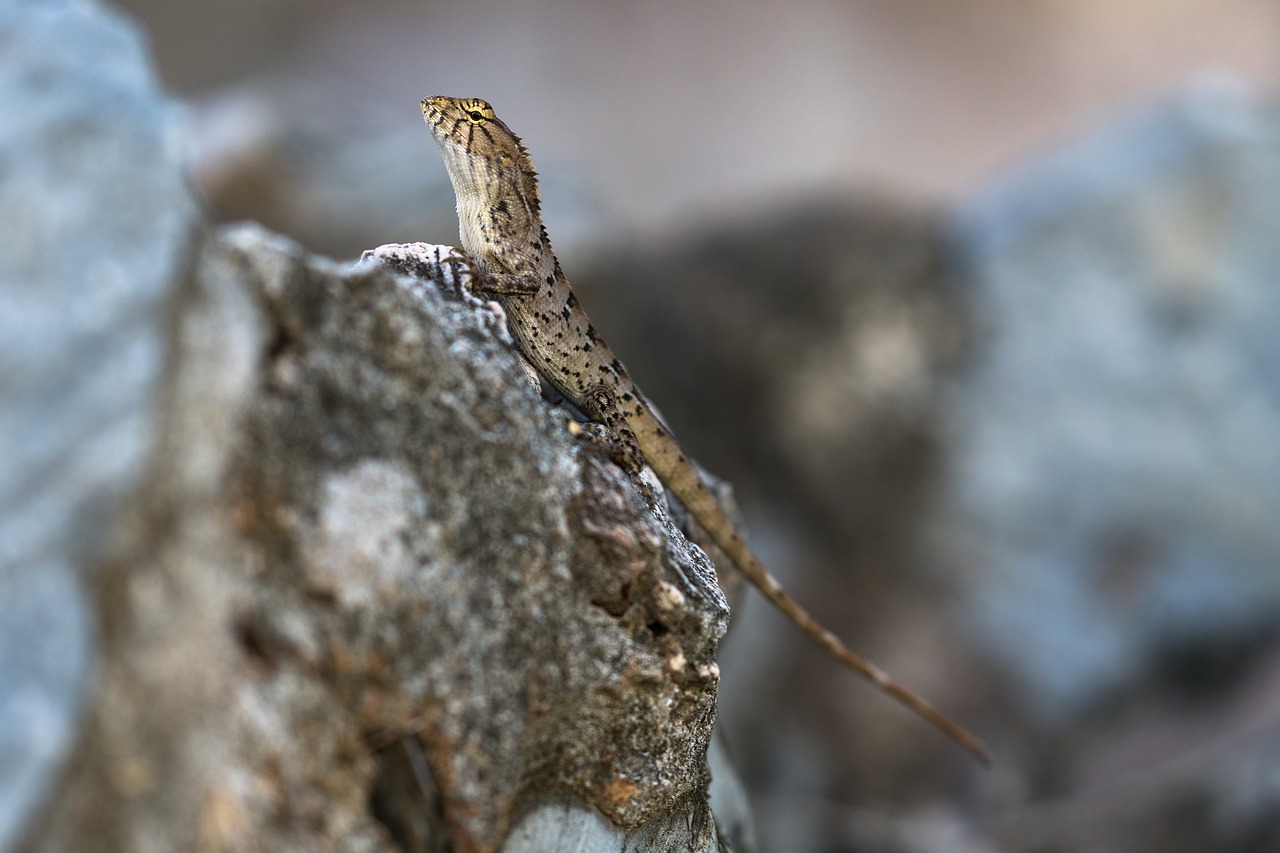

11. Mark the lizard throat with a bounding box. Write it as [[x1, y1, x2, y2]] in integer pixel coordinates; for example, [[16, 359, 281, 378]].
[[455, 192, 541, 268]]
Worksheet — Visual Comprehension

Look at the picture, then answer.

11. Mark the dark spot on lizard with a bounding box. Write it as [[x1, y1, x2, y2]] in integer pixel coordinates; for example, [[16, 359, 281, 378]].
[[545, 275, 555, 285], [493, 199, 510, 216], [234, 615, 276, 670]]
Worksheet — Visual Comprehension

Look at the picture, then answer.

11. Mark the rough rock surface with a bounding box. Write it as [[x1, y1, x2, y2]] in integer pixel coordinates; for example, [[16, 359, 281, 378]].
[[13, 217, 740, 853], [228, 228, 730, 850], [2, 3, 746, 851]]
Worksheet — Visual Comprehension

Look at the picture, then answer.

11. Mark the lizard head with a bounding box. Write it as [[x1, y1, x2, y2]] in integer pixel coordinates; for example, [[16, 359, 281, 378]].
[[420, 96, 542, 222]]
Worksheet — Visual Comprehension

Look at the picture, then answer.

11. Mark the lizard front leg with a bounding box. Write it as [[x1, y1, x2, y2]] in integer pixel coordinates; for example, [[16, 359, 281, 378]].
[[472, 270, 541, 297], [360, 242, 476, 296]]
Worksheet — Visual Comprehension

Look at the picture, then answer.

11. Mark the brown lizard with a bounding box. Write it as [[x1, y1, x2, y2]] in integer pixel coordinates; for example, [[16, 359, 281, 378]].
[[419, 95, 989, 764]]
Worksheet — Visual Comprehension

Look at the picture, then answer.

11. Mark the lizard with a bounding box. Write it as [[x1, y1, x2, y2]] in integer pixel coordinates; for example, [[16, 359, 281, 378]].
[[418, 95, 990, 764]]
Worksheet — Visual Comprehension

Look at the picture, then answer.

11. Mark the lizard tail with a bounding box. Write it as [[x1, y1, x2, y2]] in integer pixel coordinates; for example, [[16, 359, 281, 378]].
[[660, 455, 992, 763], [627, 390, 989, 762], [717, 527, 992, 765]]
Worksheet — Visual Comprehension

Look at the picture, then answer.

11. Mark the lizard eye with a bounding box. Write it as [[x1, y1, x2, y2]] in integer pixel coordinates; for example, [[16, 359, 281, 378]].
[[467, 110, 485, 123]]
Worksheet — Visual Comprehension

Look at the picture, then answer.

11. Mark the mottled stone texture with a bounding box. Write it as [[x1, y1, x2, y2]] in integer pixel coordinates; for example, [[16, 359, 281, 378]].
[[1, 4, 741, 851], [225, 226, 729, 850], [14, 217, 737, 853]]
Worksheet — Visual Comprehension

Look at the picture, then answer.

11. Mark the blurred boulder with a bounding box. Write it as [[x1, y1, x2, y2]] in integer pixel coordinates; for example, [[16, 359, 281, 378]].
[[187, 85, 461, 259], [947, 77, 1280, 723], [578, 202, 964, 561], [0, 0, 195, 848]]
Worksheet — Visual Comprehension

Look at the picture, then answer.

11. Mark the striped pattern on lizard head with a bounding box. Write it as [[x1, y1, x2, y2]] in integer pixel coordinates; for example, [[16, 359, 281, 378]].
[[421, 97, 543, 233]]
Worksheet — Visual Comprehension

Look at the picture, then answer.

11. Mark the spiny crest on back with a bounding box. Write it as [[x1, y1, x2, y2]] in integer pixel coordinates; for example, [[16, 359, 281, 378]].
[[421, 96, 542, 217]]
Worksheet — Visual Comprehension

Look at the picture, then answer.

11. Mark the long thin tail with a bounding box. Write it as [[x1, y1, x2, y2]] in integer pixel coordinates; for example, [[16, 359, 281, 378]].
[[629, 393, 990, 762], [720, 526, 991, 764]]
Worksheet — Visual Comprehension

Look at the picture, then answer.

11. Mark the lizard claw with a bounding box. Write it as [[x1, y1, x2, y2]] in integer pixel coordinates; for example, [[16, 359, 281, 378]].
[[362, 242, 478, 296]]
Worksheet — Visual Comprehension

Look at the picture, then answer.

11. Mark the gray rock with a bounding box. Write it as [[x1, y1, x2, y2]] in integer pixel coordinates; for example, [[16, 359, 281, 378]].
[[17, 222, 743, 852], [229, 230, 732, 850], [0, 0, 195, 848], [503, 795, 721, 853], [948, 76, 1280, 722], [0, 4, 766, 848], [0, 2, 747, 843]]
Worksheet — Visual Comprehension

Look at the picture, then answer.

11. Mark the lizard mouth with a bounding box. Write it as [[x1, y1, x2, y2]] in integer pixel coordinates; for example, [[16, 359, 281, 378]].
[[420, 97, 443, 123], [420, 98, 452, 144]]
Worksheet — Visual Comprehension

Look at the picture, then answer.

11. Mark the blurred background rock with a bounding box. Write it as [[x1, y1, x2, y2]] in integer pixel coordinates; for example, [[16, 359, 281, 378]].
[[27, 0, 1280, 850]]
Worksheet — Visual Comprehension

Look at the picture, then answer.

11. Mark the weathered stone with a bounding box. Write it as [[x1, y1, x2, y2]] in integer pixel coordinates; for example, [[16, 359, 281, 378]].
[[227, 227, 729, 850], [0, 0, 195, 848], [1, 5, 750, 834], [948, 78, 1280, 721], [14, 218, 740, 852]]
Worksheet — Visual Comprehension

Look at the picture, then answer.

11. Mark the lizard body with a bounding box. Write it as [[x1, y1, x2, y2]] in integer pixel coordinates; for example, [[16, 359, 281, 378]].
[[420, 96, 988, 763]]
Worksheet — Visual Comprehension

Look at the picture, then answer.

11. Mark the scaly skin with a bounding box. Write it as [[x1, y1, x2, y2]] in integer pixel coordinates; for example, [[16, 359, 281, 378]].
[[420, 96, 989, 763]]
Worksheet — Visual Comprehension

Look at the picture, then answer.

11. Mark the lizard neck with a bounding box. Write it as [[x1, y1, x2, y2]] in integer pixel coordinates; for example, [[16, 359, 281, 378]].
[[456, 188, 554, 278], [438, 142, 551, 277]]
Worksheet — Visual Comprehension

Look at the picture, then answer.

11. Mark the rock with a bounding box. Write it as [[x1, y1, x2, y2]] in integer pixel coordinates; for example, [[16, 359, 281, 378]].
[[0, 0, 196, 848], [228, 229, 732, 850], [14, 219, 742, 852], [1, 3, 747, 845], [948, 77, 1280, 722]]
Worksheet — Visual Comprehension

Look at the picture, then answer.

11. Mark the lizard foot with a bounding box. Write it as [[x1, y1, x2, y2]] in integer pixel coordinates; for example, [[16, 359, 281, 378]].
[[571, 419, 665, 507], [576, 385, 646, 475], [361, 242, 477, 296], [568, 420, 643, 472]]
